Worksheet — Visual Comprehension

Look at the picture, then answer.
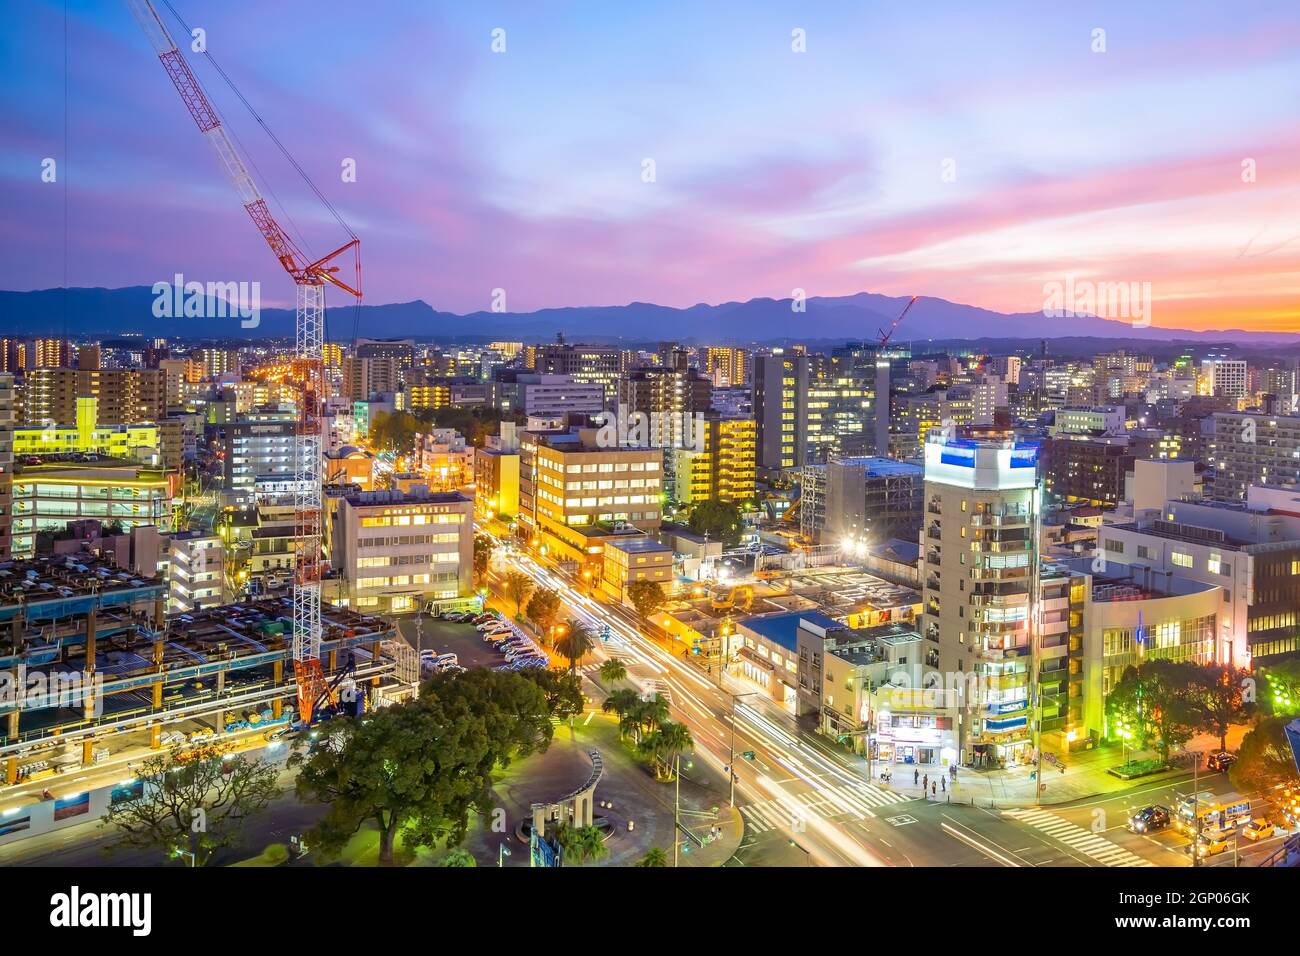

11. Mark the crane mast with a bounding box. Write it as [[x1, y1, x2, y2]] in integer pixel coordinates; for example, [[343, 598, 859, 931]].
[[129, 0, 359, 722]]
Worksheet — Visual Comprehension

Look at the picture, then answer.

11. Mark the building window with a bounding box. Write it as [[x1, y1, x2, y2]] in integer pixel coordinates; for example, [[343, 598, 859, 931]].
[[1171, 551, 1193, 568]]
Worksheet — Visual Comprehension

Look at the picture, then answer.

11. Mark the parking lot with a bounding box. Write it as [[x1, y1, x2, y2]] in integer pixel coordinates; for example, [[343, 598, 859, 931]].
[[395, 612, 549, 674]]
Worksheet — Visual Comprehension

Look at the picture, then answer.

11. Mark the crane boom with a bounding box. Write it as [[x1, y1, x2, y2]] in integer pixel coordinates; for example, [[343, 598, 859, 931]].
[[130, 0, 360, 722], [878, 295, 919, 348]]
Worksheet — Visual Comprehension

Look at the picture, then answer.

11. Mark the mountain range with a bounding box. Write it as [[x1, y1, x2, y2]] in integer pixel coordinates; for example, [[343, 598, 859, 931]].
[[1, 286, 1295, 346]]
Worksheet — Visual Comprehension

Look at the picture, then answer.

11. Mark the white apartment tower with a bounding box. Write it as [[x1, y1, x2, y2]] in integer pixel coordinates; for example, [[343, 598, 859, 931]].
[[919, 435, 1041, 767]]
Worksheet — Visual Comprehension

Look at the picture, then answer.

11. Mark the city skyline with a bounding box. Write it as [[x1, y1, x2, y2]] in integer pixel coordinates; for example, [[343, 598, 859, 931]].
[[4, 1, 1300, 330]]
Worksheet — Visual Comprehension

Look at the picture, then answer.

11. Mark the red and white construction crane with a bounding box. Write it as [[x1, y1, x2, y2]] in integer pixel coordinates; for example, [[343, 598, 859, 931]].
[[878, 294, 919, 349], [129, 0, 360, 722]]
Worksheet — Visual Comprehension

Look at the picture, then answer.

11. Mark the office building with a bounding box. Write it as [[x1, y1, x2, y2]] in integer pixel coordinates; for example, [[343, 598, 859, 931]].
[[331, 486, 473, 613], [1098, 485, 1300, 666], [495, 372, 605, 418]]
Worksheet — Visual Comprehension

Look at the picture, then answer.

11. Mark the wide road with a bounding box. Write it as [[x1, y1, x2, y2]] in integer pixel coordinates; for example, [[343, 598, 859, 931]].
[[483, 531, 1300, 868], [484, 534, 1092, 866]]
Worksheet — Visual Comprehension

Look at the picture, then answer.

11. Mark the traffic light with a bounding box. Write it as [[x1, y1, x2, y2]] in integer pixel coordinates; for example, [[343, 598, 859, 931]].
[[742, 750, 756, 760]]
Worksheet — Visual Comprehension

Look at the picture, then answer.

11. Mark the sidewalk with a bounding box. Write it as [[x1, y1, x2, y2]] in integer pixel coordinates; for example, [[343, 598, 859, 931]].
[[882, 727, 1249, 809]]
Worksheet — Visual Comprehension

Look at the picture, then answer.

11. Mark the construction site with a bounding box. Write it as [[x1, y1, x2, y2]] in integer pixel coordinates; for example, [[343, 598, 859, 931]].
[[0, 555, 400, 839]]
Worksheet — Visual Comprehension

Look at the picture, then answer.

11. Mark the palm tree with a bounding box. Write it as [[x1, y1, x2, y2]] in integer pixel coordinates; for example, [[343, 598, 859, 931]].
[[659, 721, 694, 774], [602, 688, 641, 724], [554, 823, 609, 865], [598, 658, 628, 685], [635, 692, 670, 736], [635, 847, 668, 867], [637, 721, 693, 781], [554, 619, 595, 672]]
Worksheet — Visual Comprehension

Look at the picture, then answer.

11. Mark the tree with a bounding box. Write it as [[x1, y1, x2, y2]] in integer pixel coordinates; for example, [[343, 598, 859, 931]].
[[1188, 664, 1248, 751], [102, 744, 277, 867], [473, 535, 493, 585], [294, 670, 554, 865], [368, 410, 422, 454], [603, 687, 643, 735], [598, 659, 628, 685], [623, 692, 671, 743], [638, 721, 694, 780], [1259, 658, 1300, 716], [1229, 717, 1300, 794], [520, 667, 584, 722], [635, 846, 669, 867], [626, 579, 668, 622], [1105, 660, 1199, 762], [688, 499, 743, 546], [503, 571, 533, 616], [525, 588, 562, 636], [438, 847, 478, 867], [554, 823, 609, 865], [555, 619, 595, 672]]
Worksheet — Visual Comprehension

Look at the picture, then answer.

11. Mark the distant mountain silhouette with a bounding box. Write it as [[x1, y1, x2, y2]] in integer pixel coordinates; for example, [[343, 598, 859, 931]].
[[1, 286, 1294, 344]]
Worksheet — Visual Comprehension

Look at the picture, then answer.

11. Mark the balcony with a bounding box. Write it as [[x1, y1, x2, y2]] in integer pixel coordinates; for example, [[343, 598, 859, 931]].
[[969, 510, 1031, 528]]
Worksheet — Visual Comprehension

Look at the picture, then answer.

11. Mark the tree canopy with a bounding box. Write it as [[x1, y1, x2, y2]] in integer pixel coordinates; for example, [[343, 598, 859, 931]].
[[627, 579, 668, 621], [1229, 716, 1300, 794], [294, 669, 557, 864], [102, 744, 278, 867], [687, 499, 744, 545], [1105, 660, 1199, 761]]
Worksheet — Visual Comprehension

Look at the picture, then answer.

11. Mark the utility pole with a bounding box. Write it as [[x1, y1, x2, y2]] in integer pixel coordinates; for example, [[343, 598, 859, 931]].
[[674, 753, 681, 867]]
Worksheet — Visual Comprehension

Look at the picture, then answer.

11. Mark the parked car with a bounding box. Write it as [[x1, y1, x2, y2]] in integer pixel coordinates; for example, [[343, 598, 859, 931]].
[[1206, 750, 1236, 773], [1241, 819, 1275, 841], [1129, 805, 1172, 833]]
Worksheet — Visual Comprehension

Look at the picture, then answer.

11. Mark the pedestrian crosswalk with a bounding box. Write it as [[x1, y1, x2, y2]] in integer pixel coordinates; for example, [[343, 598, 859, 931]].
[[640, 679, 674, 706], [1002, 807, 1155, 867], [740, 782, 909, 833]]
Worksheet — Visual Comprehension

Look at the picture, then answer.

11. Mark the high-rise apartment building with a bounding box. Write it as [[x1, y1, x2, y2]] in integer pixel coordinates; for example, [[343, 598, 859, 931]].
[[19, 368, 165, 426], [341, 356, 403, 402], [191, 347, 240, 380], [919, 435, 1041, 766], [617, 366, 713, 450], [33, 338, 72, 369], [753, 353, 810, 470], [1201, 357, 1248, 399], [669, 415, 756, 505], [703, 347, 749, 387], [1208, 411, 1300, 502]]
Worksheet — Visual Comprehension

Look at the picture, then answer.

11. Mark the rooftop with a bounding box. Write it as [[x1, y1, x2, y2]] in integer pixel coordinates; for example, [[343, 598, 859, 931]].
[[604, 536, 672, 555], [742, 610, 843, 652]]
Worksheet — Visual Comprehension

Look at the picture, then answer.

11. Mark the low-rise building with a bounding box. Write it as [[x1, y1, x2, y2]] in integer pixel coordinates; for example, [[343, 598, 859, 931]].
[[601, 536, 673, 604], [331, 486, 473, 613]]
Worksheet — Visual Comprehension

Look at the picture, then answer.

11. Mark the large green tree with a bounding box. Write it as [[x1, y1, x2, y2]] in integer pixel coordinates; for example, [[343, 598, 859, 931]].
[[1105, 660, 1199, 762], [294, 670, 555, 864], [1188, 664, 1249, 751], [473, 535, 493, 585], [627, 579, 668, 622], [367, 410, 422, 454], [520, 668, 584, 722], [1229, 717, 1300, 794], [687, 499, 744, 545], [102, 744, 278, 867]]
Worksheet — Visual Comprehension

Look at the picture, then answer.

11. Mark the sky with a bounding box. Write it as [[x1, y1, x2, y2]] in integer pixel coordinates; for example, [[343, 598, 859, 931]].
[[3, 0, 1300, 330]]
